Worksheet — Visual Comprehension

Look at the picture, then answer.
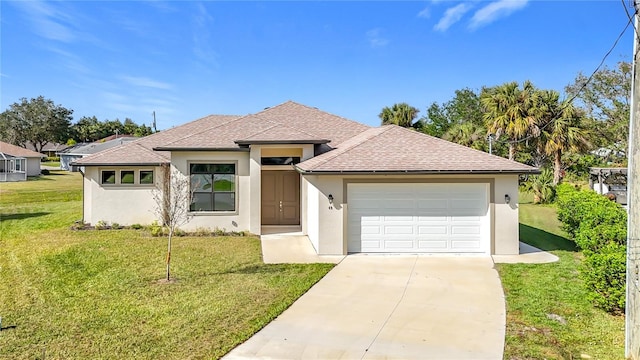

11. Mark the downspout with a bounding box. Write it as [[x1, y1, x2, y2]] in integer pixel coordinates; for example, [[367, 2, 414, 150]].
[[79, 166, 85, 223]]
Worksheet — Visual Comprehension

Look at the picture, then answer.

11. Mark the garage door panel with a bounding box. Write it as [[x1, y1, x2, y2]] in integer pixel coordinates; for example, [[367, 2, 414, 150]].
[[417, 199, 448, 209], [348, 183, 489, 254], [362, 225, 381, 235], [418, 226, 448, 234], [451, 225, 481, 235], [384, 225, 414, 235], [418, 240, 448, 249], [451, 239, 482, 249]]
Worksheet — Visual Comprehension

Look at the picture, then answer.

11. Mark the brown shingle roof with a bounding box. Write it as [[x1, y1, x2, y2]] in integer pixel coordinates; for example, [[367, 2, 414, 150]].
[[0, 141, 46, 158], [296, 125, 539, 174], [74, 114, 241, 165], [155, 101, 368, 150]]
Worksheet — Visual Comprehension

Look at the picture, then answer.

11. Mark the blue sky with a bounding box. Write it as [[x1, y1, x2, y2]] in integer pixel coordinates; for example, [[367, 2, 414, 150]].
[[1, 1, 634, 130]]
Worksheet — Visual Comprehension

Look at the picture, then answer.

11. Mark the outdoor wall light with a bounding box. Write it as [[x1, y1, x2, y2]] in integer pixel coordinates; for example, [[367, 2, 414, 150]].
[[328, 194, 334, 204], [505, 194, 511, 204]]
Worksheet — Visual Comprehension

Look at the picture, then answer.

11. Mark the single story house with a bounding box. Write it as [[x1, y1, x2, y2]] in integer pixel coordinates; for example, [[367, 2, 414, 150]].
[[58, 137, 137, 171], [0, 141, 45, 181], [73, 101, 538, 256], [25, 142, 70, 158]]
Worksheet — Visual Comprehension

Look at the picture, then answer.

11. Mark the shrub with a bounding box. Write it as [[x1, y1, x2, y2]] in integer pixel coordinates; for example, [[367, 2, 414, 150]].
[[581, 243, 626, 314], [520, 168, 556, 204], [148, 221, 166, 237], [41, 169, 50, 175], [111, 223, 121, 230], [556, 183, 628, 314], [95, 220, 108, 230], [130, 223, 143, 230], [194, 227, 212, 237]]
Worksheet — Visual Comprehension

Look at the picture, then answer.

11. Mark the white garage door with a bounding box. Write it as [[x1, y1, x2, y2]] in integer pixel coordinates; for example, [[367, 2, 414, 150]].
[[347, 183, 490, 254]]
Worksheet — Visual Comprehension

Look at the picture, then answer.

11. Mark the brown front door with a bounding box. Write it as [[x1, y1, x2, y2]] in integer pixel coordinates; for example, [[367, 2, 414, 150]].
[[261, 170, 300, 225]]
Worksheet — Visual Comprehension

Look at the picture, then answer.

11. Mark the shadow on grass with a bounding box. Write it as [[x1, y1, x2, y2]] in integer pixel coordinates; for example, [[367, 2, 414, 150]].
[[0, 212, 50, 221], [519, 223, 578, 252], [222, 264, 293, 275]]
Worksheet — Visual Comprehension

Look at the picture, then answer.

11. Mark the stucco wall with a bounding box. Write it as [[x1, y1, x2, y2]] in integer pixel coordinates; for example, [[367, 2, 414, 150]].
[[83, 166, 161, 226], [302, 174, 520, 256], [171, 151, 251, 233], [26, 157, 41, 176], [493, 175, 520, 255], [305, 177, 320, 252]]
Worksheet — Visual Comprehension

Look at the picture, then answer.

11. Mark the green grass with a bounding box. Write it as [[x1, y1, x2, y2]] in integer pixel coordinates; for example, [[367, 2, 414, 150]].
[[498, 200, 624, 359], [41, 161, 61, 168], [0, 172, 333, 359]]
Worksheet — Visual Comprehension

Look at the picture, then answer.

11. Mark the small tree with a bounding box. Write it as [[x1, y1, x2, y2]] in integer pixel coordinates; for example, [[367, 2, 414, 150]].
[[152, 165, 193, 281]]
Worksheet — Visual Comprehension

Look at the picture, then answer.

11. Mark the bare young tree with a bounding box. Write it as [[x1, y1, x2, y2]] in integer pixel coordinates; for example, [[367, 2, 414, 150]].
[[152, 165, 193, 281]]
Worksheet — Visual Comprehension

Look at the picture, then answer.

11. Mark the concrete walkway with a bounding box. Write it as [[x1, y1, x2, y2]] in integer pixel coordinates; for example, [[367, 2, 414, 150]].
[[223, 255, 505, 360]]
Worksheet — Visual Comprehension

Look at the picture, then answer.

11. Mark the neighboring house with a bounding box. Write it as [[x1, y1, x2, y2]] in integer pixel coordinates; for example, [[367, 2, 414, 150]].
[[73, 101, 538, 256], [58, 137, 137, 171], [590, 167, 628, 205], [0, 141, 45, 181], [25, 142, 70, 158]]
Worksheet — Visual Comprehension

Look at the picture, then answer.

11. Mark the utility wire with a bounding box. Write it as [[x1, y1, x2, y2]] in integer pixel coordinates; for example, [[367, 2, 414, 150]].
[[492, 9, 635, 147]]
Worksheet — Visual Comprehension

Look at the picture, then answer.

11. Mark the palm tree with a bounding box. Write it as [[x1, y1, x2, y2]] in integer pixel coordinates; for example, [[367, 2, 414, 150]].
[[379, 103, 420, 128], [521, 168, 556, 204], [481, 81, 538, 161], [536, 92, 590, 184], [443, 121, 487, 151]]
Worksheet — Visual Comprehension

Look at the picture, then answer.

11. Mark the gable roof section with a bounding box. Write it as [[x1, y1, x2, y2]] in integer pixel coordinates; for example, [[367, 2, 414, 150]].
[[255, 101, 370, 147], [155, 101, 369, 151], [0, 141, 45, 158], [296, 125, 539, 174], [74, 114, 241, 165]]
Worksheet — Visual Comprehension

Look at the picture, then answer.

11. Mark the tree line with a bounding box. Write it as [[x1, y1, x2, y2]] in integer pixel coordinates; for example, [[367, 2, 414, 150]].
[[0, 96, 154, 152], [379, 61, 630, 188]]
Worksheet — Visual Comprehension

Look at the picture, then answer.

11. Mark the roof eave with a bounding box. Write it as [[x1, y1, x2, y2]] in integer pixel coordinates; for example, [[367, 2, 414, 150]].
[[294, 168, 541, 175], [71, 161, 169, 167], [152, 147, 250, 152], [234, 139, 331, 145]]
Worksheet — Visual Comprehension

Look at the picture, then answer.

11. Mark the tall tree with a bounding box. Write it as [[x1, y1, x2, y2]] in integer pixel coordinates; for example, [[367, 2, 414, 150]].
[[442, 122, 487, 151], [481, 81, 538, 161], [0, 96, 73, 152], [565, 61, 631, 158], [535, 90, 590, 184], [419, 88, 484, 138], [379, 103, 420, 128]]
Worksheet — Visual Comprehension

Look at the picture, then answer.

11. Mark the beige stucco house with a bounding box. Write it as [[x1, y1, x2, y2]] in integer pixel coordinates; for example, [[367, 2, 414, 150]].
[[73, 101, 538, 255]]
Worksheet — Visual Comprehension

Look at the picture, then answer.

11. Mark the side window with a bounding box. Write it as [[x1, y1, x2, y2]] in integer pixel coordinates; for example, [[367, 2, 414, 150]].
[[121, 171, 135, 184], [140, 170, 154, 184], [101, 170, 116, 184]]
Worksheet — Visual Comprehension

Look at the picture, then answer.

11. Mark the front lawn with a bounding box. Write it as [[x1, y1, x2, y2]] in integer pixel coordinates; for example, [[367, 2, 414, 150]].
[[498, 200, 625, 359], [0, 172, 333, 359]]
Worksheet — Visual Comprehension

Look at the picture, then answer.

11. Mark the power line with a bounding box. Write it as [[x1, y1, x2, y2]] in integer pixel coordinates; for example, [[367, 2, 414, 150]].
[[492, 8, 635, 147]]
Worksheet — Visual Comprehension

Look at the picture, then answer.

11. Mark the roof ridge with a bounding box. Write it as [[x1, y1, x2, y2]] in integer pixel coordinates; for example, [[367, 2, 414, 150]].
[[232, 118, 281, 140], [158, 114, 251, 148], [258, 100, 372, 130], [299, 126, 393, 170]]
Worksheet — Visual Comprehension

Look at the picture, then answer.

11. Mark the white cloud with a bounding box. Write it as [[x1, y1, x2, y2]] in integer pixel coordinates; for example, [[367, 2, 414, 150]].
[[120, 76, 172, 90], [191, 3, 219, 71], [434, 3, 473, 32], [366, 28, 389, 48], [11, 1, 77, 42], [417, 7, 431, 19], [469, 0, 529, 30]]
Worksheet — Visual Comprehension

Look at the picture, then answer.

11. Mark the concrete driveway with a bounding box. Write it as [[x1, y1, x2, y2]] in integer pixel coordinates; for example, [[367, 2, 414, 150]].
[[223, 255, 505, 359]]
